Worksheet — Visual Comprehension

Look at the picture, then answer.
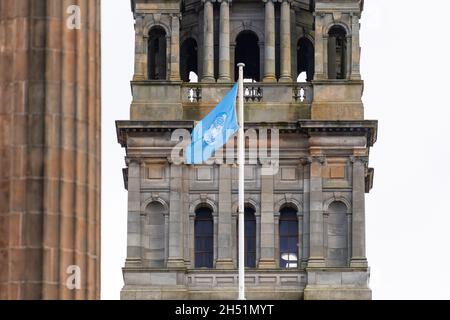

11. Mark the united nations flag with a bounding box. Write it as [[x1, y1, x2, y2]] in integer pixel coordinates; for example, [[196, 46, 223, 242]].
[[185, 83, 239, 164]]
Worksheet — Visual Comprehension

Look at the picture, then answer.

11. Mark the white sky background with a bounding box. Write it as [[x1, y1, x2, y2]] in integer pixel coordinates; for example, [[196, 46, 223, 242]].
[[101, 0, 450, 300]]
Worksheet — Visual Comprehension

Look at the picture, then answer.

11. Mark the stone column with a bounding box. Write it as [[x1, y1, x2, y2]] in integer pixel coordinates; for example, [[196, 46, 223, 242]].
[[170, 14, 181, 81], [218, 0, 231, 82], [216, 165, 234, 268], [279, 0, 292, 82], [346, 34, 352, 79], [133, 16, 146, 80], [126, 160, 142, 266], [263, 0, 276, 82], [259, 174, 277, 268], [167, 164, 185, 268], [0, 0, 101, 300], [350, 157, 368, 268], [307, 156, 326, 268], [202, 0, 215, 82], [301, 158, 311, 268], [314, 14, 325, 80], [350, 14, 361, 80]]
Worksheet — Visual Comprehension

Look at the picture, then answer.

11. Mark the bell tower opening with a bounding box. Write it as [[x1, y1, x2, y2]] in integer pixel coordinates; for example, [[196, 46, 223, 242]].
[[180, 38, 198, 82], [327, 25, 347, 80], [148, 26, 167, 80], [234, 31, 260, 82], [297, 37, 315, 82]]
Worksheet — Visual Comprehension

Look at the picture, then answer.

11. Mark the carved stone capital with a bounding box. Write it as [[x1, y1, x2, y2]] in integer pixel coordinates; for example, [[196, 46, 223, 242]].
[[349, 156, 368, 165], [311, 155, 326, 165], [126, 157, 143, 166], [300, 157, 312, 166]]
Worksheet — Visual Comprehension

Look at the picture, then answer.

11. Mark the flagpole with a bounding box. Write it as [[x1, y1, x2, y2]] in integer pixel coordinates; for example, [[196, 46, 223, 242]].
[[237, 63, 246, 301]]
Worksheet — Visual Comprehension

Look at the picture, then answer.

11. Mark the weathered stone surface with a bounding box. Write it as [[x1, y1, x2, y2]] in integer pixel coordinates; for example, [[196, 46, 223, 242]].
[[120, 0, 377, 300], [0, 0, 101, 300]]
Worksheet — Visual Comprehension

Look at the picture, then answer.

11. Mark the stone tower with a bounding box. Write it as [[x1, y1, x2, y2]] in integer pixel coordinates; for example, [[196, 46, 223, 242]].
[[118, 0, 377, 300], [0, 0, 101, 299]]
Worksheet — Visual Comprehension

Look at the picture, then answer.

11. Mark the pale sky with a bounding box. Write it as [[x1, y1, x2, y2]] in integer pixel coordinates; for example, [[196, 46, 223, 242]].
[[101, 0, 450, 300]]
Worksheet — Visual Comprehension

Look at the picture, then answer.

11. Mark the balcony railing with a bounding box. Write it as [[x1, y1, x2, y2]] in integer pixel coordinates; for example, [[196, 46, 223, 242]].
[[182, 83, 313, 105]]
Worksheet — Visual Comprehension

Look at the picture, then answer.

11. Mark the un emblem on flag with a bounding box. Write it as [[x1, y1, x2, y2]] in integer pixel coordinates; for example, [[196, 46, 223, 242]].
[[204, 113, 227, 145]]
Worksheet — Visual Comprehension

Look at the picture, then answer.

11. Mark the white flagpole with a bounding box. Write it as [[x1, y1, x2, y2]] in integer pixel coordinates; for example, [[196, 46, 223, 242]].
[[237, 63, 246, 301]]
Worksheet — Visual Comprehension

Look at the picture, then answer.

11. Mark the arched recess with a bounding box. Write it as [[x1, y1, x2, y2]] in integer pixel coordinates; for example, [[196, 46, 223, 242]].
[[145, 201, 167, 268], [180, 37, 198, 82], [297, 37, 315, 82], [327, 25, 348, 80], [234, 31, 261, 82], [148, 26, 167, 80], [326, 201, 349, 267]]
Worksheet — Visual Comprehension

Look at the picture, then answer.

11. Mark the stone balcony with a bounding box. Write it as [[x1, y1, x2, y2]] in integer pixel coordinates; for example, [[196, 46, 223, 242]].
[[130, 81, 313, 122]]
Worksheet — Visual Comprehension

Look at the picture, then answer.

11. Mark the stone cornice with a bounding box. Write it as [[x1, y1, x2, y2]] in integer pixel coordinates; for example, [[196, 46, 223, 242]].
[[116, 120, 378, 147]]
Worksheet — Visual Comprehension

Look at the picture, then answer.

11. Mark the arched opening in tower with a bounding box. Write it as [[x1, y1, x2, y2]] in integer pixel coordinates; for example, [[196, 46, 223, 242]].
[[180, 38, 198, 82], [148, 26, 167, 80], [234, 31, 260, 82], [297, 37, 315, 82], [328, 25, 347, 80]]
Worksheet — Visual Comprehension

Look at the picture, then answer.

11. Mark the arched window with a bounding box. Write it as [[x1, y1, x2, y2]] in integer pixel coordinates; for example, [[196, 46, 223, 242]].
[[195, 206, 214, 268], [146, 202, 166, 268], [237, 206, 257, 268], [328, 25, 347, 80], [148, 26, 167, 80], [235, 31, 260, 82], [327, 201, 349, 267], [180, 38, 198, 82], [279, 206, 299, 269], [297, 37, 315, 82]]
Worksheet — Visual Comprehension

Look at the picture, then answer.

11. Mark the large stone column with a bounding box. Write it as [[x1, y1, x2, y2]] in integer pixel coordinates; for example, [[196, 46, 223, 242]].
[[259, 174, 277, 268], [133, 16, 146, 80], [167, 164, 185, 268], [218, 0, 231, 82], [0, 0, 101, 300], [202, 0, 215, 82], [126, 160, 142, 266], [314, 13, 325, 80], [263, 0, 276, 82], [350, 156, 368, 268], [350, 13, 361, 80], [307, 156, 326, 268], [170, 14, 181, 81], [216, 165, 233, 268], [279, 0, 292, 82]]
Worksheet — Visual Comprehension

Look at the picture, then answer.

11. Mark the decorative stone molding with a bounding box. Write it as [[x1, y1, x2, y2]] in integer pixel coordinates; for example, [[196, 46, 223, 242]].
[[323, 196, 352, 214], [311, 156, 326, 165], [274, 196, 303, 216], [231, 198, 260, 217], [349, 156, 369, 166], [141, 195, 170, 215], [189, 196, 218, 217]]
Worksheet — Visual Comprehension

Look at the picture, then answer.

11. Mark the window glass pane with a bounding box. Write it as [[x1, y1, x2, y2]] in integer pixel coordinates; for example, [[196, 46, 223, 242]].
[[195, 207, 213, 268]]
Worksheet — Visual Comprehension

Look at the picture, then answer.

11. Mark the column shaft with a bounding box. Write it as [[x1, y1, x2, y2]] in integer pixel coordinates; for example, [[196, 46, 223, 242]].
[[263, 0, 276, 82], [351, 158, 368, 268], [307, 157, 326, 268], [167, 164, 185, 268], [279, 0, 292, 82], [351, 14, 361, 79], [202, 0, 215, 82], [218, 0, 231, 82], [170, 14, 181, 81], [216, 165, 233, 268], [259, 174, 277, 268], [314, 15, 325, 79]]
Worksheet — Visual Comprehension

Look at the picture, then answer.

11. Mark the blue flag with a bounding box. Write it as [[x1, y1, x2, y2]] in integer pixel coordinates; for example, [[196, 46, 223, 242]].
[[185, 83, 239, 164]]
